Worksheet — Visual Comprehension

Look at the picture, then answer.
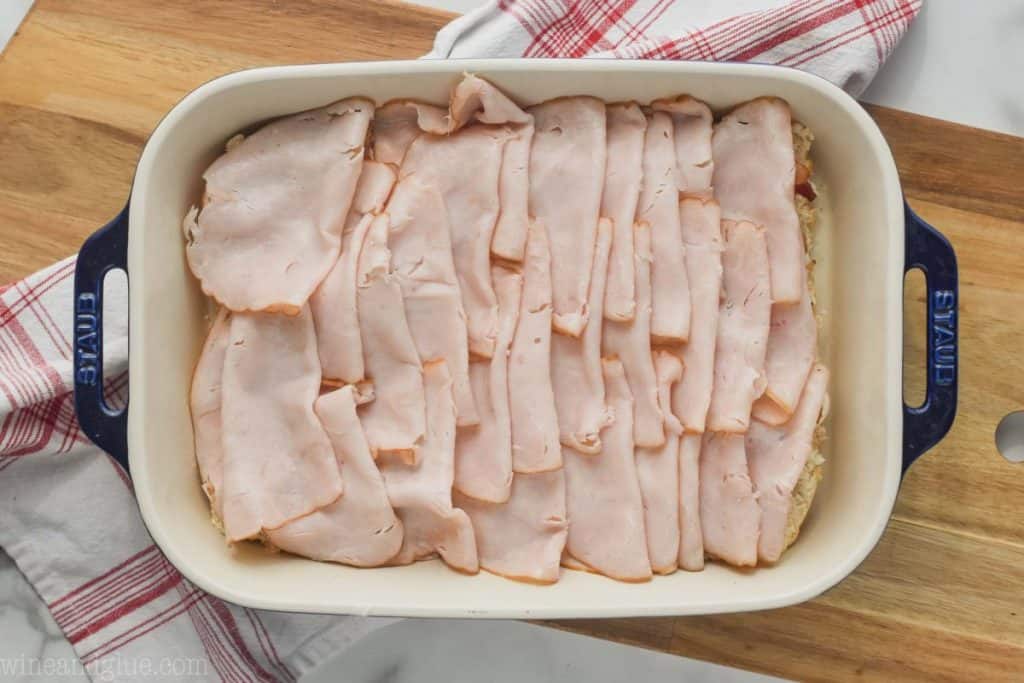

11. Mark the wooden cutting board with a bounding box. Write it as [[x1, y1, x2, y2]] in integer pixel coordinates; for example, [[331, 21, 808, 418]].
[[1, 1, 1021, 680]]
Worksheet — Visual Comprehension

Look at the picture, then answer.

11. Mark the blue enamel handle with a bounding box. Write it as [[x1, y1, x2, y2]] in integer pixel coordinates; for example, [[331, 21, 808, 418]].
[[73, 205, 130, 473], [903, 202, 958, 472]]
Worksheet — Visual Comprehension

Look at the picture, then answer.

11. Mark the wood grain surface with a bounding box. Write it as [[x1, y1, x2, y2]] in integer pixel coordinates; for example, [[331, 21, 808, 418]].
[[1, 1, 1021, 680]]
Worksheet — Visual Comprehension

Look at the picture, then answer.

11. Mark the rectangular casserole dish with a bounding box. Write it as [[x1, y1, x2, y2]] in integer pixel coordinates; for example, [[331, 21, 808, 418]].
[[72, 59, 958, 618]]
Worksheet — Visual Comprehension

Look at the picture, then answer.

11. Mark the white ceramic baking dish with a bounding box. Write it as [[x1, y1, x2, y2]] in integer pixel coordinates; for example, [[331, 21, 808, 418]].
[[72, 59, 958, 618]]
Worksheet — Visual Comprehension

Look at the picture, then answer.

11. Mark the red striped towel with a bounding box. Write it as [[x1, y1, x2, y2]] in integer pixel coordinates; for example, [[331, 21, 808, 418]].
[[0, 1, 920, 680]]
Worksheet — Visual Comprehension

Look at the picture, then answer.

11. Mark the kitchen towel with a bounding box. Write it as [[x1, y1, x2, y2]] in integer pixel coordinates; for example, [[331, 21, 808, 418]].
[[0, 1, 920, 680]]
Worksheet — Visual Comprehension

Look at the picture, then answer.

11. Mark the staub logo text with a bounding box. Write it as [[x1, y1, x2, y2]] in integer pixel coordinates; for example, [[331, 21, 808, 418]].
[[76, 293, 100, 386], [932, 289, 956, 387]]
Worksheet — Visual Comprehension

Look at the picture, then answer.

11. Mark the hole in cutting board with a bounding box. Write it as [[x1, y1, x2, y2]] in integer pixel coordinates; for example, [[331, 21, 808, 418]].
[[903, 269, 926, 408], [996, 412, 1024, 463]]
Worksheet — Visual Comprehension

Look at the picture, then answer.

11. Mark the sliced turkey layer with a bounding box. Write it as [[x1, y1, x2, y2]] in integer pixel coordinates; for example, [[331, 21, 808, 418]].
[[635, 351, 683, 574], [601, 103, 647, 322], [552, 218, 614, 453], [563, 358, 652, 582], [266, 385, 403, 567], [387, 177, 478, 427], [602, 222, 664, 449], [509, 220, 562, 473], [529, 97, 607, 337], [449, 74, 534, 262], [639, 111, 691, 343], [380, 360, 479, 573], [220, 307, 342, 542], [672, 197, 723, 432], [454, 266, 522, 503], [371, 99, 448, 166], [748, 364, 829, 563], [752, 284, 818, 424], [699, 432, 760, 567], [677, 433, 704, 571], [651, 95, 714, 195], [356, 213, 426, 459], [707, 220, 772, 433], [713, 97, 805, 304], [184, 98, 373, 314], [190, 308, 231, 521], [456, 468, 568, 584], [313, 162, 397, 386], [402, 126, 509, 358]]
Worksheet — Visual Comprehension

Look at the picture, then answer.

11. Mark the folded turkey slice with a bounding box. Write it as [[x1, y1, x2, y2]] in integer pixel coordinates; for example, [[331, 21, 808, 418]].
[[380, 360, 479, 573], [184, 98, 373, 313], [529, 97, 607, 337], [356, 213, 426, 459], [713, 97, 805, 304], [603, 222, 664, 449], [639, 111, 691, 343], [386, 176, 478, 427], [706, 220, 772, 433], [748, 363, 829, 563], [449, 74, 534, 262], [601, 103, 647, 322], [672, 197, 723, 432], [635, 351, 684, 574], [190, 308, 231, 522], [651, 95, 714, 195], [677, 433, 704, 571], [563, 358, 652, 582], [454, 266, 522, 503], [266, 385, 403, 567], [552, 218, 614, 453], [455, 468, 568, 584], [699, 432, 761, 567], [312, 161, 397, 388], [509, 220, 562, 473], [371, 100, 448, 166], [401, 126, 509, 358], [752, 284, 818, 424], [219, 306, 343, 543]]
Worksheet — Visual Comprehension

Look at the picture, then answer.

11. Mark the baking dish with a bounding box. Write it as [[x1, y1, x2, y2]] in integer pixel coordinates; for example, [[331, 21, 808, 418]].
[[72, 59, 958, 618]]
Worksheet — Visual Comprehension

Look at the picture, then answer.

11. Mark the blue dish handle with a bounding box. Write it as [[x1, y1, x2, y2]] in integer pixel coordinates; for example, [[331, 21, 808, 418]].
[[73, 205, 130, 473], [903, 202, 958, 472]]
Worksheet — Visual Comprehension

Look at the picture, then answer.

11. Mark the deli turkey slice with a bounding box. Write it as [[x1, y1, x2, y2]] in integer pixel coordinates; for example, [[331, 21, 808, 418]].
[[601, 103, 647, 322], [190, 308, 232, 521], [552, 218, 614, 453], [651, 95, 714, 196], [753, 284, 818, 424], [509, 220, 562, 474], [706, 220, 772, 434], [602, 222, 664, 449], [699, 432, 760, 567], [267, 385, 404, 567], [184, 98, 373, 313], [635, 351, 684, 574], [563, 358, 652, 582], [356, 214, 426, 459], [454, 266, 522, 503], [672, 197, 723, 432], [219, 307, 343, 543], [529, 97, 607, 337], [456, 468, 568, 584], [677, 433, 704, 571], [312, 161, 397, 388], [387, 177, 478, 427], [402, 126, 509, 358], [748, 364, 829, 563], [713, 97, 805, 304], [371, 99, 448, 166], [380, 360, 479, 573], [639, 111, 691, 343]]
